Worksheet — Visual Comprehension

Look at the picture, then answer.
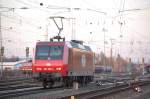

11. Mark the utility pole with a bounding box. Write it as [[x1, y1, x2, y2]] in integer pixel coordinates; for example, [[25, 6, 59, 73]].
[[142, 57, 145, 76], [103, 28, 106, 67], [25, 47, 29, 61], [110, 39, 115, 71], [0, 12, 3, 79], [128, 57, 132, 76]]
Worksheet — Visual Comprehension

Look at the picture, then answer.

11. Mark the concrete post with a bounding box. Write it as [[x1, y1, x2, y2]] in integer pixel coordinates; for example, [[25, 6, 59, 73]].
[[73, 82, 79, 90]]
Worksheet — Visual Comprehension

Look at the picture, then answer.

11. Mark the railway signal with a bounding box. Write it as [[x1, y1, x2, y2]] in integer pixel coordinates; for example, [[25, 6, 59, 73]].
[[0, 47, 4, 78], [0, 46, 4, 56], [25, 47, 29, 58]]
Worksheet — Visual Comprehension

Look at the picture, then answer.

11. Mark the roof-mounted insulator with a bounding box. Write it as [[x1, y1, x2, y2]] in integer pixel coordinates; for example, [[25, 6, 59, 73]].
[[50, 36, 65, 42]]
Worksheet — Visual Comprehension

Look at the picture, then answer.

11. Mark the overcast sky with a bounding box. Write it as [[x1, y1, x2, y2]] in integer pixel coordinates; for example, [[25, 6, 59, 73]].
[[1, 0, 150, 63]]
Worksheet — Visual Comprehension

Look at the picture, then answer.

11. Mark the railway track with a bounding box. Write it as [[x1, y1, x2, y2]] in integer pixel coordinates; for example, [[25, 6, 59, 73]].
[[0, 77, 43, 98], [0, 77, 40, 91], [1, 77, 150, 99], [4, 83, 112, 99], [0, 77, 66, 99], [59, 80, 150, 99], [0, 86, 65, 99], [0, 79, 114, 99]]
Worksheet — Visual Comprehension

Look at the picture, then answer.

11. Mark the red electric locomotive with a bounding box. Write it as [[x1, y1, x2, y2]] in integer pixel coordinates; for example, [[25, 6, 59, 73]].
[[32, 36, 95, 88]]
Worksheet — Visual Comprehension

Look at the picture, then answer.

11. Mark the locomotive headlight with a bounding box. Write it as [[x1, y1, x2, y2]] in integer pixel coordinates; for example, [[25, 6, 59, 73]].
[[56, 67, 61, 70], [36, 68, 42, 70]]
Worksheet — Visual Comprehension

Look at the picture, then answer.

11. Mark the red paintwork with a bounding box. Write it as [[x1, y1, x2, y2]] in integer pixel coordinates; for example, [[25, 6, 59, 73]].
[[32, 42, 68, 76], [32, 60, 68, 76]]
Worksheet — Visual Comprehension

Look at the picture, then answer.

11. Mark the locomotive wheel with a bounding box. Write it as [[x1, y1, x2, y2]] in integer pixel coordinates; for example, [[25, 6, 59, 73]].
[[63, 78, 69, 87], [43, 82, 48, 88], [83, 76, 87, 86], [48, 81, 54, 88], [63, 77, 73, 87]]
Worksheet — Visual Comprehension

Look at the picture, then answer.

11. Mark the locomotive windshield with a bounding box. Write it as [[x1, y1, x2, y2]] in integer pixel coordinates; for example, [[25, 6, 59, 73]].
[[35, 45, 64, 60]]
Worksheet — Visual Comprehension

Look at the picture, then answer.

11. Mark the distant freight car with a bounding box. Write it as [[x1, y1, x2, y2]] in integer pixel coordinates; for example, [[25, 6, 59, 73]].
[[144, 65, 150, 74], [95, 66, 112, 74], [32, 40, 94, 88]]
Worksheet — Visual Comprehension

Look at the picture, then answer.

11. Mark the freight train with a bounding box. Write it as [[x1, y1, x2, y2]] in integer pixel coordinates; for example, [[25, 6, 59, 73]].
[[32, 36, 95, 88], [95, 66, 112, 74]]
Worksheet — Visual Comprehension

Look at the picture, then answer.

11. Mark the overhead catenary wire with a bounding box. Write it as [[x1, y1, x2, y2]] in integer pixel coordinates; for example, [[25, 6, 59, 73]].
[[1, 10, 47, 31], [1, 0, 150, 60]]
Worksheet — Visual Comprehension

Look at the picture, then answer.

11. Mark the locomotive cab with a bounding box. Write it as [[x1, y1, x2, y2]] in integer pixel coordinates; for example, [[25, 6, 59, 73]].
[[32, 42, 68, 77]]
